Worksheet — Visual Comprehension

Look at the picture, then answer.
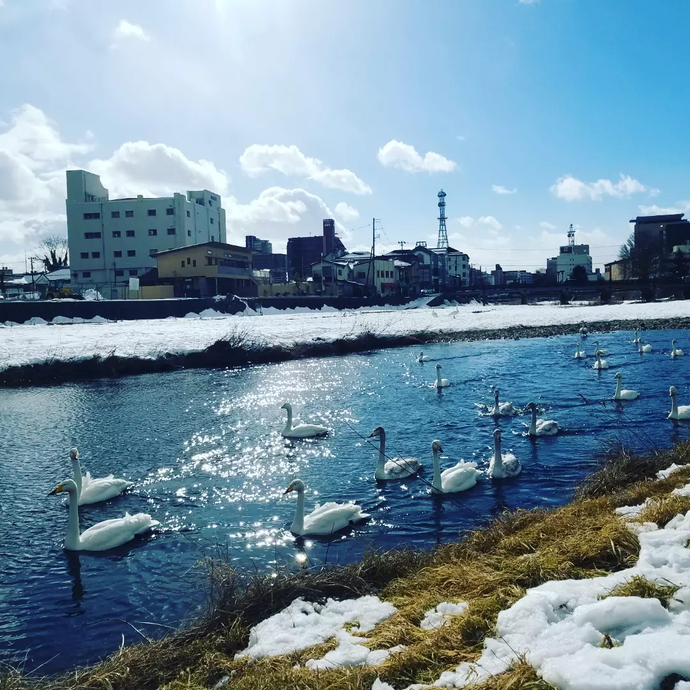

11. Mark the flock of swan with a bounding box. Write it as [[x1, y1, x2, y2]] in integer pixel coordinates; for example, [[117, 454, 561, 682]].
[[49, 325, 690, 548]]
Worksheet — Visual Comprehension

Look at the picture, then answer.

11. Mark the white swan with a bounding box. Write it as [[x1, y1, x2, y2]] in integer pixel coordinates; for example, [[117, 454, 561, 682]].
[[613, 372, 639, 401], [668, 386, 690, 420], [66, 448, 131, 506], [280, 403, 329, 439], [593, 351, 609, 370], [527, 402, 559, 436], [430, 440, 478, 494], [283, 479, 369, 536], [671, 339, 684, 358], [632, 329, 642, 344], [593, 341, 610, 357], [49, 479, 159, 551], [573, 342, 586, 359], [492, 389, 518, 416], [489, 429, 522, 479], [579, 324, 588, 337], [638, 342, 652, 354], [435, 364, 450, 388], [368, 426, 421, 480], [417, 352, 431, 363]]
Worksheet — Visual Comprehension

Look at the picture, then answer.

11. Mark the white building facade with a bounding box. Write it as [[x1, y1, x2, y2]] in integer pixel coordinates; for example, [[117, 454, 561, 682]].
[[66, 170, 226, 296]]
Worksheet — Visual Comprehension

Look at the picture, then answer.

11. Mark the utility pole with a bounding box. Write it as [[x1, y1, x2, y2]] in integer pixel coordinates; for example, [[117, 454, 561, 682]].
[[398, 241, 406, 251], [366, 218, 380, 297], [29, 256, 35, 295]]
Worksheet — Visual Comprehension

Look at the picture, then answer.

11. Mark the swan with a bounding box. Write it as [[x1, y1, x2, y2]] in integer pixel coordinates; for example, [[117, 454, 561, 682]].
[[417, 352, 431, 363], [430, 440, 478, 494], [668, 386, 690, 420], [492, 389, 518, 416], [435, 364, 450, 388], [579, 324, 588, 337], [527, 402, 559, 436], [283, 479, 369, 536], [613, 372, 639, 401], [49, 479, 159, 551], [368, 426, 421, 480], [632, 329, 642, 344], [66, 448, 131, 506], [672, 339, 684, 358], [489, 429, 522, 479], [280, 403, 329, 439], [593, 341, 610, 357], [573, 342, 586, 359], [638, 342, 653, 354], [593, 351, 609, 370]]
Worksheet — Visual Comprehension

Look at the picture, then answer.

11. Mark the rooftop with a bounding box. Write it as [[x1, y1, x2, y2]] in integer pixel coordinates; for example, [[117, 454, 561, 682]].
[[154, 241, 250, 257], [629, 213, 686, 224]]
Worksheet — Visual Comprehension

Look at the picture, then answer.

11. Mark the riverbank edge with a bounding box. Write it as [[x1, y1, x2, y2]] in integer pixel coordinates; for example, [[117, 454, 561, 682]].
[[2, 315, 690, 387], [6, 441, 690, 690]]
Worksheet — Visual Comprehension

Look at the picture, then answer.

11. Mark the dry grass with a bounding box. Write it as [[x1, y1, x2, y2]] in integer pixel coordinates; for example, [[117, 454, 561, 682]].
[[603, 575, 681, 609], [8, 445, 690, 690]]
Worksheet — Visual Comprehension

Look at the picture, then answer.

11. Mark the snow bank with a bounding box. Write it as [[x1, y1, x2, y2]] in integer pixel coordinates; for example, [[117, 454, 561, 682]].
[[24, 316, 47, 325], [420, 602, 468, 630], [235, 595, 397, 661], [2, 300, 690, 373], [431, 509, 690, 689], [304, 630, 404, 670], [657, 464, 685, 480], [672, 482, 690, 498]]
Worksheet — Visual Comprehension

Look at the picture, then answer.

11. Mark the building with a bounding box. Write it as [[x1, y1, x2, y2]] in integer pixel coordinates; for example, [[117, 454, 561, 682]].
[[631, 214, 690, 255], [545, 226, 593, 283], [155, 241, 256, 297], [66, 169, 226, 297], [286, 219, 345, 281], [252, 252, 287, 283], [245, 235, 273, 254]]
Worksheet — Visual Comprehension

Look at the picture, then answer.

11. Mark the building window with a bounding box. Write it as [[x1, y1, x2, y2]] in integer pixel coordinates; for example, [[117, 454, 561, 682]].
[[83, 212, 100, 220], [84, 232, 101, 239], [125, 210, 134, 218], [129, 269, 138, 276], [79, 252, 88, 259], [210, 217, 214, 224], [180, 261, 185, 268], [209, 199, 212, 206], [115, 270, 124, 277], [186, 258, 191, 265], [192, 259, 197, 267], [166, 208, 174, 215], [148, 209, 156, 216], [82, 271, 91, 278], [114, 250, 122, 258], [187, 229, 191, 237], [186, 210, 191, 218], [126, 230, 135, 237], [127, 250, 136, 257], [112, 230, 121, 238], [167, 228, 176, 235], [111, 211, 120, 219], [149, 249, 157, 256], [91, 252, 100, 259], [148, 228, 157, 236]]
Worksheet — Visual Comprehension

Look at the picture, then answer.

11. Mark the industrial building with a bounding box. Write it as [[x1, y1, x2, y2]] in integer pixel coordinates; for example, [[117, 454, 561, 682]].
[[286, 219, 345, 281]]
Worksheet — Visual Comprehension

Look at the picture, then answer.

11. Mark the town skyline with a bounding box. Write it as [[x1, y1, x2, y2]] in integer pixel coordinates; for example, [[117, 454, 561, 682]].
[[1, 0, 689, 275]]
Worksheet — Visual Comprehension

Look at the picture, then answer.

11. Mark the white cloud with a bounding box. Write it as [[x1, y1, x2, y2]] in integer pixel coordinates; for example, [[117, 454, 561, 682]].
[[492, 184, 517, 195], [539, 221, 557, 230], [111, 20, 150, 46], [637, 202, 690, 216], [88, 141, 230, 198], [519, 0, 541, 4], [239, 144, 371, 195], [550, 174, 651, 201], [458, 215, 502, 232], [377, 140, 457, 173], [334, 202, 359, 222]]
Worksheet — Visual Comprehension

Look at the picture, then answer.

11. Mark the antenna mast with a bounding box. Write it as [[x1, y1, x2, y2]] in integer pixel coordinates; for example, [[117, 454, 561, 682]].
[[437, 189, 448, 248]]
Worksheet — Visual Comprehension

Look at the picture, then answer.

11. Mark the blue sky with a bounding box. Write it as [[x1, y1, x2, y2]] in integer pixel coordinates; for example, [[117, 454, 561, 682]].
[[1, 0, 689, 274]]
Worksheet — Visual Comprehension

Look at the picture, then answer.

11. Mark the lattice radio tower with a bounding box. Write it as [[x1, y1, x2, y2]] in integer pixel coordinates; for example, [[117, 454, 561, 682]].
[[437, 189, 448, 248]]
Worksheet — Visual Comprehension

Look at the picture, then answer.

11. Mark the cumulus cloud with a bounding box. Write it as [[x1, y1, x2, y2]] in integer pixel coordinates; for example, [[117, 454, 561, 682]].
[[377, 140, 457, 173], [550, 174, 652, 202], [492, 184, 517, 195], [239, 143, 371, 195], [111, 20, 150, 46], [334, 202, 359, 222], [458, 215, 503, 232], [88, 141, 230, 198]]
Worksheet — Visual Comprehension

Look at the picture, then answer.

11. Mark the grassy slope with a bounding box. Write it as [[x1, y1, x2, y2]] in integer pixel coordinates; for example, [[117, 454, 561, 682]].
[[6, 442, 690, 690]]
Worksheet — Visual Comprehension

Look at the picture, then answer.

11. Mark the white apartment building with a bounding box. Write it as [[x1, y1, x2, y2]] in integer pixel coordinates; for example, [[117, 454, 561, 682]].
[[66, 170, 226, 297]]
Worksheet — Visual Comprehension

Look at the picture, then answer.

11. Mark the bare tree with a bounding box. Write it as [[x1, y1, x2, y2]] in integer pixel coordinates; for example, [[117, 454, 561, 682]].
[[35, 235, 69, 272], [618, 232, 659, 282]]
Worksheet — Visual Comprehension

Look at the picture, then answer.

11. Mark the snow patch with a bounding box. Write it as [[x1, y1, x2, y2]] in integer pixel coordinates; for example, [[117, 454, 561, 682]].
[[184, 312, 200, 319], [305, 630, 404, 670], [429, 509, 690, 689], [672, 483, 690, 498], [235, 595, 397, 661], [657, 463, 685, 480], [420, 602, 468, 630], [82, 289, 104, 301]]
